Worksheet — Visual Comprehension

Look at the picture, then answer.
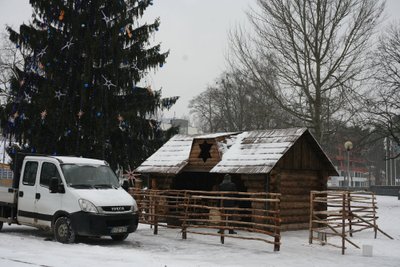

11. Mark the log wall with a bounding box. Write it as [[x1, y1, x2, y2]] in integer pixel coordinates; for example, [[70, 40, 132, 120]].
[[271, 169, 326, 230]]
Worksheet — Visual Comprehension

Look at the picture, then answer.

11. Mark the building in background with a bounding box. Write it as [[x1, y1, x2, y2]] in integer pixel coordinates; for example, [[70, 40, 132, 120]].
[[161, 118, 200, 135], [0, 137, 13, 187], [328, 144, 373, 188]]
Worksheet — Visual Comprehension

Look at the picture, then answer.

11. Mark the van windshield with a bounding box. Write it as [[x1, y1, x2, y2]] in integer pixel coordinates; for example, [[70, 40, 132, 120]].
[[61, 164, 120, 189]]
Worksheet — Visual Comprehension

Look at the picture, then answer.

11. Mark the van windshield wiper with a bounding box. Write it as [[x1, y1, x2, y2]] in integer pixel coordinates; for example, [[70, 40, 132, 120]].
[[93, 184, 114, 189], [69, 184, 94, 189]]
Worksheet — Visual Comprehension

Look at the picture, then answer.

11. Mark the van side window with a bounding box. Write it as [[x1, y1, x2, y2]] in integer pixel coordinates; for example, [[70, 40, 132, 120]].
[[22, 161, 38, 186], [40, 162, 61, 187]]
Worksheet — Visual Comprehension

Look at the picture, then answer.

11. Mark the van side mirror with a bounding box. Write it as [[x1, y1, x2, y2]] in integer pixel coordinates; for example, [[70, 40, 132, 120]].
[[49, 177, 59, 193], [49, 177, 64, 193]]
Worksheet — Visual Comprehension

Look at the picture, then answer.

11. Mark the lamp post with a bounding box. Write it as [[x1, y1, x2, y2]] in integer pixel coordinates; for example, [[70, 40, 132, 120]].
[[344, 141, 353, 188]]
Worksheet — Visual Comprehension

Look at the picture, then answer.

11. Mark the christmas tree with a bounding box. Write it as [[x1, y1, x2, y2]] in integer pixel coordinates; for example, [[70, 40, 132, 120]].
[[2, 0, 178, 170]]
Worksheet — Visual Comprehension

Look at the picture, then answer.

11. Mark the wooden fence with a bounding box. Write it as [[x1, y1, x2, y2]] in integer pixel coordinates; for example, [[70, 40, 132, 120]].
[[309, 191, 393, 255], [130, 189, 281, 251]]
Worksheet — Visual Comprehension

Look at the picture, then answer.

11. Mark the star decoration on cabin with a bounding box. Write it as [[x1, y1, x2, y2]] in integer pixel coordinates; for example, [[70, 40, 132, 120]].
[[199, 141, 212, 163], [61, 37, 74, 50], [40, 110, 47, 120], [55, 90, 66, 100], [37, 46, 48, 58], [102, 75, 116, 90]]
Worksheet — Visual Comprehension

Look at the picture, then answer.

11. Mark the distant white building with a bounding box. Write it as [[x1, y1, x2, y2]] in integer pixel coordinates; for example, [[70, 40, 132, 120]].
[[161, 118, 200, 135], [0, 138, 13, 185], [0, 138, 11, 164]]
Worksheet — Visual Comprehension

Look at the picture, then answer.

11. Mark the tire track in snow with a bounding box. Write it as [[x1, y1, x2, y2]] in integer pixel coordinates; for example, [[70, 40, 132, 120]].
[[0, 256, 53, 267]]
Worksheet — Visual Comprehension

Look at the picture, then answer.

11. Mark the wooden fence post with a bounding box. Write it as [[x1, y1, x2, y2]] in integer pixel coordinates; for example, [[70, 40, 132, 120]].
[[347, 191, 353, 237], [341, 193, 346, 255], [274, 194, 281, 252], [220, 194, 225, 245], [372, 192, 378, 239], [153, 191, 158, 235], [309, 191, 314, 244], [181, 191, 190, 240]]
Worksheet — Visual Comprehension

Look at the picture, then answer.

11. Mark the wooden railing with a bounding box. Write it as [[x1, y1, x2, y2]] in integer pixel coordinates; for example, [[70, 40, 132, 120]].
[[130, 189, 281, 251], [309, 191, 393, 255]]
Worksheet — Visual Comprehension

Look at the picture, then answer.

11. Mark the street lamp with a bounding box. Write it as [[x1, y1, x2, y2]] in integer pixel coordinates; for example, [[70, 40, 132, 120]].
[[344, 141, 353, 188]]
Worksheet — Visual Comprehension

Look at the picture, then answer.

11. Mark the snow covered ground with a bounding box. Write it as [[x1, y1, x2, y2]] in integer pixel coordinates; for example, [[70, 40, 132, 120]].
[[0, 195, 399, 267]]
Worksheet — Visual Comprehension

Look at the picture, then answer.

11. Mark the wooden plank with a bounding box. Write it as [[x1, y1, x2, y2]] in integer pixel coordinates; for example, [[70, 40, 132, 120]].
[[281, 195, 310, 202], [280, 209, 309, 216], [280, 187, 313, 194], [280, 180, 321, 187]]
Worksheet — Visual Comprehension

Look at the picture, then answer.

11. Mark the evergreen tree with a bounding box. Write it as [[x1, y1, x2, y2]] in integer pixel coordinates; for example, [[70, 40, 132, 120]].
[[2, 0, 178, 169]]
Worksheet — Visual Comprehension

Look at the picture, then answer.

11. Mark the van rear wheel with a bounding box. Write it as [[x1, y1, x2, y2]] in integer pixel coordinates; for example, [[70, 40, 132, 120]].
[[54, 217, 75, 243], [0, 221, 3, 231], [111, 233, 129, 241]]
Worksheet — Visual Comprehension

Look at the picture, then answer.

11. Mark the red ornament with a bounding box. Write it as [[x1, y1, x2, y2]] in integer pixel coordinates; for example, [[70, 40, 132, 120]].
[[59, 10, 65, 21]]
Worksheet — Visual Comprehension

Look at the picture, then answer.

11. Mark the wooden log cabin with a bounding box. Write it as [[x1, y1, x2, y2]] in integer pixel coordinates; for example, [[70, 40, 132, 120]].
[[135, 128, 338, 230]]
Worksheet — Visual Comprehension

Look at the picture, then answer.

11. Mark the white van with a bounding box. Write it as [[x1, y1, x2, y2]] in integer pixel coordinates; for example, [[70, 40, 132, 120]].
[[0, 155, 139, 243]]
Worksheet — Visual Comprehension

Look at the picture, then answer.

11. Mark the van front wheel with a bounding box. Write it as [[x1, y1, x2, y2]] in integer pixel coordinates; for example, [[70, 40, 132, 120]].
[[54, 217, 75, 244], [111, 233, 129, 241]]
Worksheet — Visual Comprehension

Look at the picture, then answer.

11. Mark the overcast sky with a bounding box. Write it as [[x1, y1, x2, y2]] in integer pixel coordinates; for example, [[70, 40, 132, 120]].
[[0, 0, 399, 121]]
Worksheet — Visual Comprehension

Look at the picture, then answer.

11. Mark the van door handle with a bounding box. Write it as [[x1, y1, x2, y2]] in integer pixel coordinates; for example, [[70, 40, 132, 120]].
[[35, 193, 41, 200], [19, 191, 24, 198]]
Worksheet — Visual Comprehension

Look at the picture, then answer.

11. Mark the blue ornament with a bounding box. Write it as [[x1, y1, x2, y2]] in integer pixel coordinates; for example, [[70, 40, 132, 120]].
[[16, 44, 20, 49], [46, 62, 51, 66], [31, 148, 36, 153], [159, 62, 163, 67], [96, 112, 102, 117], [84, 83, 89, 88]]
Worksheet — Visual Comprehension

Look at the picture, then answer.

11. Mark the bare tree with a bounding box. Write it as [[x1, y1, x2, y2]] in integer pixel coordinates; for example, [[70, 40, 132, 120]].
[[189, 70, 291, 133], [0, 32, 24, 103], [365, 23, 400, 157], [229, 0, 384, 144]]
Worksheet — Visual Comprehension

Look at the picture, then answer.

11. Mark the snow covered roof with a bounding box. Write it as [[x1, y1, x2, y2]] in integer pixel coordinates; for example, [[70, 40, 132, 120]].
[[135, 135, 194, 174], [210, 128, 308, 174], [194, 132, 239, 139], [136, 128, 336, 175]]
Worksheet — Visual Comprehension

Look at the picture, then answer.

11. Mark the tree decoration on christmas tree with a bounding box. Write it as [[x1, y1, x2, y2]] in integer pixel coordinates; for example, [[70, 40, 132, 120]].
[[54, 90, 65, 100], [37, 46, 47, 58], [2, 0, 179, 170], [102, 75, 116, 90], [59, 10, 65, 21], [77, 110, 84, 119], [61, 38, 74, 50], [40, 110, 47, 120]]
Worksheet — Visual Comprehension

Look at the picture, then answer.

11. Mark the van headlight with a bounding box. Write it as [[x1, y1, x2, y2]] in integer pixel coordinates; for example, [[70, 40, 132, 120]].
[[131, 199, 138, 213], [79, 199, 99, 213]]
